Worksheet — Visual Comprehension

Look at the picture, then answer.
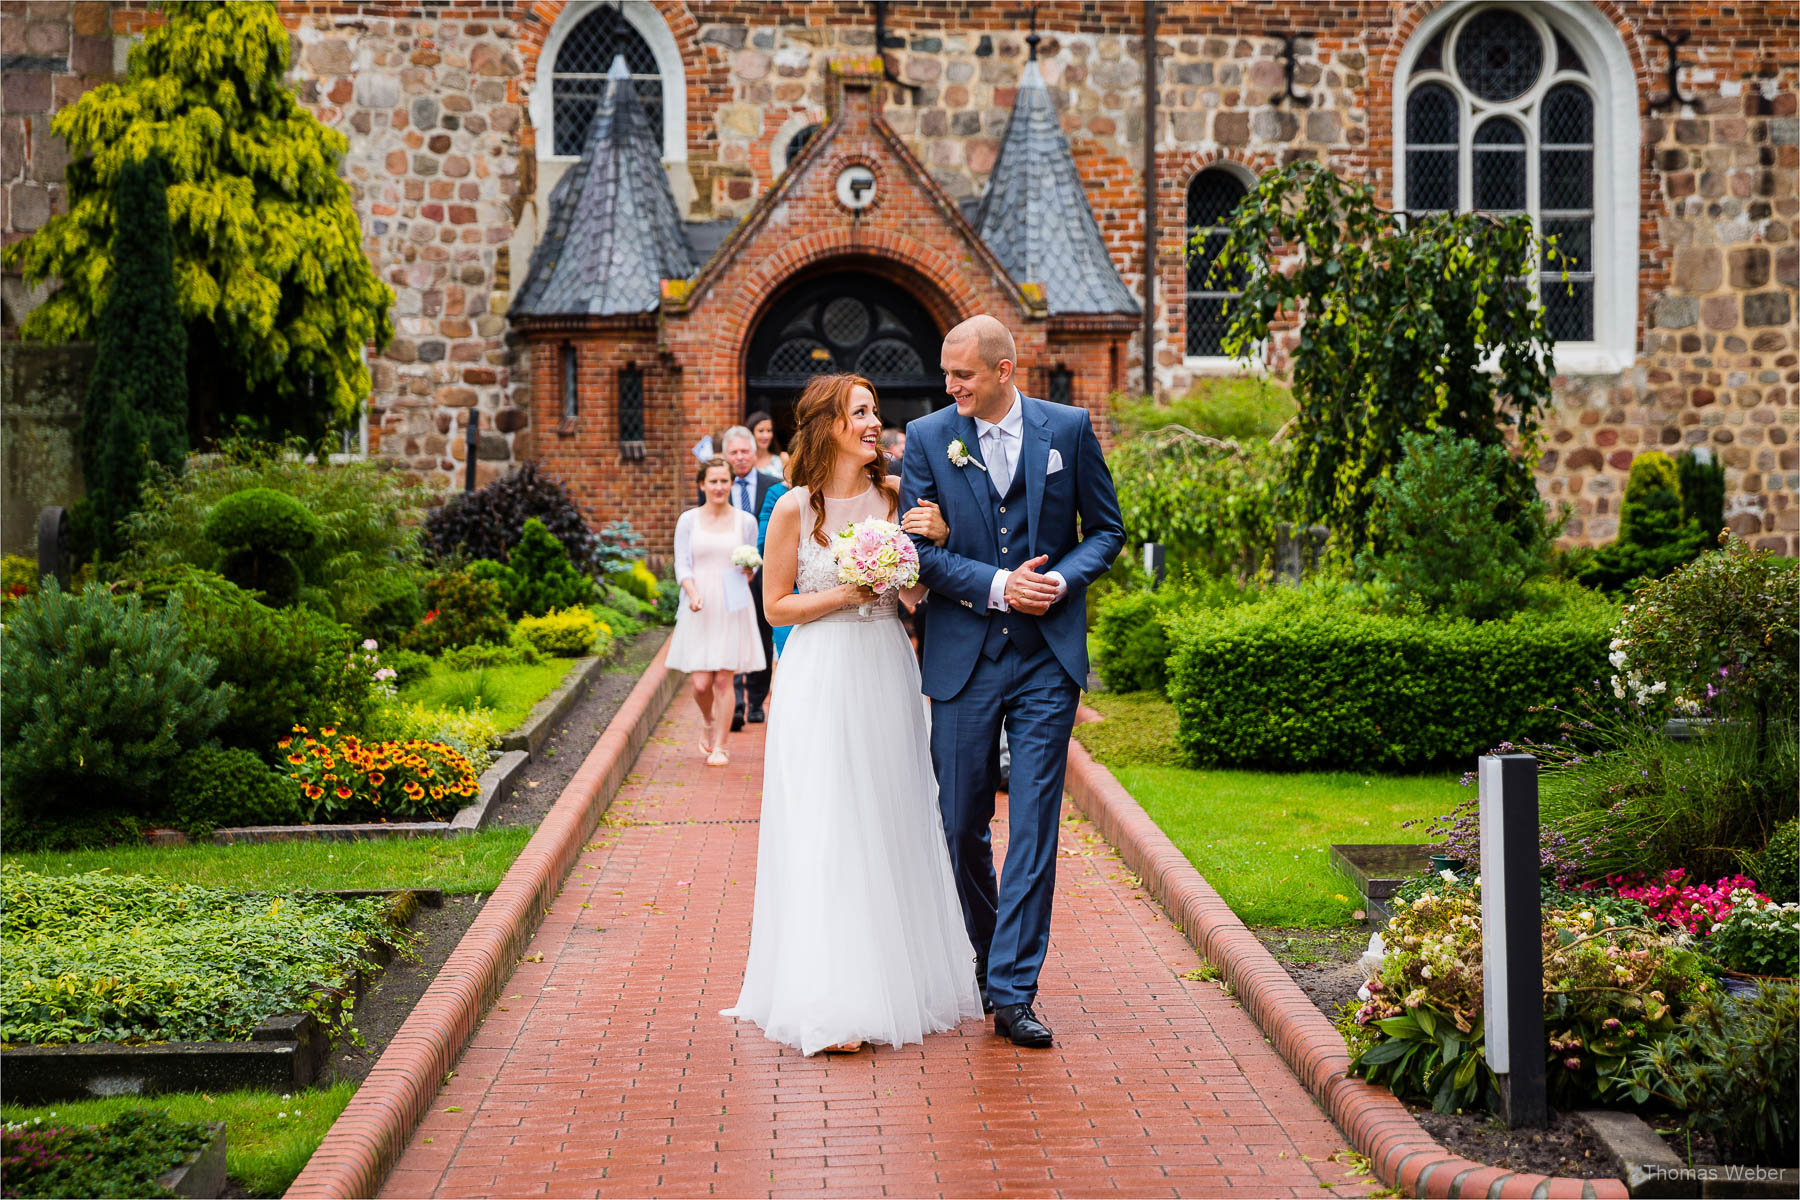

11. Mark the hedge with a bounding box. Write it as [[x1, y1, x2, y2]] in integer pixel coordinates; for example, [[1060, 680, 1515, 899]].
[[1165, 589, 1616, 770]]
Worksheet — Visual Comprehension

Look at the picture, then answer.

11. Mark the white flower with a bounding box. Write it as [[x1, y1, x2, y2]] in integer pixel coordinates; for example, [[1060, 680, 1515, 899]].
[[1608, 650, 1628, 670], [362, 639, 379, 652], [947, 438, 987, 472], [1609, 638, 1625, 651], [1439, 869, 1457, 883], [1610, 674, 1627, 700], [1421, 965, 1434, 979], [1648, 680, 1667, 695]]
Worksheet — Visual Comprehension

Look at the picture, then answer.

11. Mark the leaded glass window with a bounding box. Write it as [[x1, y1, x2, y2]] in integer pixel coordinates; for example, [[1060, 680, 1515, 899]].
[[1048, 366, 1073, 406], [553, 7, 663, 156], [1185, 168, 1249, 359], [619, 363, 645, 459], [560, 343, 579, 422], [1401, 4, 1597, 343]]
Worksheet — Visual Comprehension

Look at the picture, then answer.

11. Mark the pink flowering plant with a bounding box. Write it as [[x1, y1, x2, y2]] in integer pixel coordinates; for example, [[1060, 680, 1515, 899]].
[[832, 519, 919, 615], [1343, 877, 1712, 1111], [1602, 869, 1767, 935]]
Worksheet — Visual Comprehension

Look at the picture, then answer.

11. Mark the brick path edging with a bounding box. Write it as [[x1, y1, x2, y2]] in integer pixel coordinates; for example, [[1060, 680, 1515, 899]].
[[284, 637, 684, 1200], [1063, 711, 1631, 1200]]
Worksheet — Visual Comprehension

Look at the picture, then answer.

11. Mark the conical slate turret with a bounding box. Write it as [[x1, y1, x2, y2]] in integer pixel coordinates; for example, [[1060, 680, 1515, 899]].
[[974, 58, 1139, 315], [512, 55, 696, 316]]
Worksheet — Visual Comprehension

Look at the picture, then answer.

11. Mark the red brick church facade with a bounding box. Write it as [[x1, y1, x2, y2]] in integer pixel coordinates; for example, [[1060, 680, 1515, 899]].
[[2, 1, 1795, 558]]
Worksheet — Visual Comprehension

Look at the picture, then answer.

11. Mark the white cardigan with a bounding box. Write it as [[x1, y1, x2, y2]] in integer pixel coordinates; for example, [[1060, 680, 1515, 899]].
[[673, 506, 759, 585]]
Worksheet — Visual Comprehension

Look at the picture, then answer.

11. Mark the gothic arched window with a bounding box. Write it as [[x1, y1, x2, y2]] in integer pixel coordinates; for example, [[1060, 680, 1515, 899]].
[[551, 6, 664, 156], [1399, 4, 1621, 350], [1185, 168, 1250, 360]]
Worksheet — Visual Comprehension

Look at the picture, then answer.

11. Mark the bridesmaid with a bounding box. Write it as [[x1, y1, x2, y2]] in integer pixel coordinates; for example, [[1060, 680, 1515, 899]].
[[668, 457, 767, 766], [748, 409, 785, 479]]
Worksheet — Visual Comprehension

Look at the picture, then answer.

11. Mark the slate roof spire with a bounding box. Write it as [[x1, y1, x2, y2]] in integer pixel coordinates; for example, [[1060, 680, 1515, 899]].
[[512, 55, 696, 317], [973, 57, 1140, 315]]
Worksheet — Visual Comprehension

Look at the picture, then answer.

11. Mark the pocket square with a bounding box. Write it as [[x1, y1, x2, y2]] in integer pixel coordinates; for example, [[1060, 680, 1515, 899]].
[[1046, 449, 1064, 475]]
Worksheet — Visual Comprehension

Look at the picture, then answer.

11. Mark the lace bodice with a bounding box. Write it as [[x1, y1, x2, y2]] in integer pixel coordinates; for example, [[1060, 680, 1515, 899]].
[[793, 484, 901, 623]]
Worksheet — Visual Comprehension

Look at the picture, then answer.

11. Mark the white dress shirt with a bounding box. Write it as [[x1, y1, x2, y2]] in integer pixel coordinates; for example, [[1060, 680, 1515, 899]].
[[976, 390, 1067, 613]]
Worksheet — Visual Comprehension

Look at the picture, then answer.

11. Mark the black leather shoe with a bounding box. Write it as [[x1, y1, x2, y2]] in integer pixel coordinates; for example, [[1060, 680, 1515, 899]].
[[746, 707, 765, 724], [994, 1003, 1053, 1047], [730, 710, 745, 732]]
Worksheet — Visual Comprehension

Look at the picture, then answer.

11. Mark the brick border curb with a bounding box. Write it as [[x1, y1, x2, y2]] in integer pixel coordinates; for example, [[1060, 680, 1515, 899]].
[[1064, 711, 1630, 1200], [284, 637, 683, 1200]]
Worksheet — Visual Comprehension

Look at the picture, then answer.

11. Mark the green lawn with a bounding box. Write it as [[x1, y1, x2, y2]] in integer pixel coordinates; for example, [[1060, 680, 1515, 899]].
[[399, 657, 579, 733], [1077, 691, 1457, 926], [1, 1084, 356, 1198], [1, 826, 534, 896]]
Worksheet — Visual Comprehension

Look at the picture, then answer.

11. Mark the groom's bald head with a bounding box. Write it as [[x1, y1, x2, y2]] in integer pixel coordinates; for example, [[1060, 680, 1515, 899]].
[[941, 314, 1018, 421], [943, 314, 1016, 370]]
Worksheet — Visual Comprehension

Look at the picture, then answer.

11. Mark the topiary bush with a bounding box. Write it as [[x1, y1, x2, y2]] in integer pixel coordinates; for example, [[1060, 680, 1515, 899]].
[[162, 744, 306, 836], [422, 462, 602, 576], [341, 571, 425, 644], [202, 486, 324, 607], [1356, 429, 1555, 621], [468, 518, 595, 619], [514, 607, 609, 658], [1, 583, 230, 815], [1573, 452, 1711, 594], [119, 437, 427, 623], [405, 569, 510, 652], [1092, 589, 1172, 694], [164, 571, 370, 757], [1165, 583, 1616, 770], [1746, 818, 1799, 905]]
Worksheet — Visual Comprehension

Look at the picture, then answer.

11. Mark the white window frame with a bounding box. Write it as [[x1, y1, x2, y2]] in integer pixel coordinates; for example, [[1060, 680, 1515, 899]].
[[532, 0, 687, 168], [1392, 1, 1638, 375], [1181, 160, 1265, 374]]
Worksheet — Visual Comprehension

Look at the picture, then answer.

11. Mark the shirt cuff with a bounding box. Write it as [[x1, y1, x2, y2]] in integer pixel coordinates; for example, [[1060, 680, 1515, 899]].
[[1047, 571, 1068, 602], [987, 569, 1011, 612]]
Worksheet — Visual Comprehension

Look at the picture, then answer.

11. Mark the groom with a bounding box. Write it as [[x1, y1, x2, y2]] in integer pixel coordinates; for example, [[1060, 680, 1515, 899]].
[[901, 314, 1124, 1047]]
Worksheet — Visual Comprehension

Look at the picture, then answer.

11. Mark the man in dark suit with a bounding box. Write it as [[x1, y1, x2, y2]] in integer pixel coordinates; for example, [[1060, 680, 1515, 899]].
[[880, 427, 906, 477], [705, 426, 775, 728]]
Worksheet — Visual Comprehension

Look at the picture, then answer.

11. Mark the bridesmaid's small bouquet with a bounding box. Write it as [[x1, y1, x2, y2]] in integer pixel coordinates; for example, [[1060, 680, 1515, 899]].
[[731, 546, 763, 572], [833, 519, 920, 616]]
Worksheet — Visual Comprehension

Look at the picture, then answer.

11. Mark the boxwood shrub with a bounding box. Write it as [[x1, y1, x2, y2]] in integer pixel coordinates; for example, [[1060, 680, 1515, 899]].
[[1165, 584, 1616, 770]]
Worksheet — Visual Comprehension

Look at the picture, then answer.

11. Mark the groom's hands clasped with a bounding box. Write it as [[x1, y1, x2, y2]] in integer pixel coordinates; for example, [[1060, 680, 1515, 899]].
[[1003, 555, 1058, 615]]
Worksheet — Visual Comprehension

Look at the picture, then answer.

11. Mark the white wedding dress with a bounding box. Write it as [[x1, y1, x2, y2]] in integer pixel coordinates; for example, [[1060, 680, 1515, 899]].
[[721, 485, 985, 1054]]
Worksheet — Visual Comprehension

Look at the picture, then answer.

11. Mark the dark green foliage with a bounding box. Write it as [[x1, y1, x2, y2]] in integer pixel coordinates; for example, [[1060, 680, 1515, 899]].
[[654, 575, 681, 623], [1676, 451, 1726, 539], [1356, 430, 1555, 621], [1746, 819, 1799, 904], [201, 486, 323, 607], [1069, 692, 1185, 768], [79, 154, 188, 559], [0, 584, 229, 815], [1209, 161, 1556, 556], [406, 569, 510, 652], [0, 1107, 212, 1200], [342, 572, 425, 644], [163, 745, 305, 836], [1093, 590, 1172, 694], [1164, 585, 1616, 770], [1110, 377, 1297, 442], [468, 519, 595, 619], [422, 462, 602, 575], [1628, 982, 1799, 1166], [1573, 452, 1711, 593], [380, 646, 435, 690], [120, 438, 426, 622], [165, 572, 369, 756], [0, 807, 145, 853], [590, 602, 644, 640]]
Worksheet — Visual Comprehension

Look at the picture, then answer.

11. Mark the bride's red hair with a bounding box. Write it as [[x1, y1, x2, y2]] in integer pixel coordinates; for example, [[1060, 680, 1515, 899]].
[[785, 373, 897, 547]]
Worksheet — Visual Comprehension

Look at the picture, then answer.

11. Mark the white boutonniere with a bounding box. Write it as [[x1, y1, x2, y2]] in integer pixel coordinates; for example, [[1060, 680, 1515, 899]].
[[947, 438, 987, 472]]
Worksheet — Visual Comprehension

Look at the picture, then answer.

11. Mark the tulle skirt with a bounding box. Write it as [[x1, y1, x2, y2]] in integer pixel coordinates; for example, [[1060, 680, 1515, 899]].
[[665, 570, 766, 674], [721, 612, 983, 1055]]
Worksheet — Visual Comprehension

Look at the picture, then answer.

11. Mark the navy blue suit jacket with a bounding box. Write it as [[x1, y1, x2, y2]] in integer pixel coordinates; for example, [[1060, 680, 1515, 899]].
[[901, 394, 1124, 700]]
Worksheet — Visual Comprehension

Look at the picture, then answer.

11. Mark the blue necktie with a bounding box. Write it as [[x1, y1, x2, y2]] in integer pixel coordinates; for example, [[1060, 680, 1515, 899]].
[[738, 476, 751, 513]]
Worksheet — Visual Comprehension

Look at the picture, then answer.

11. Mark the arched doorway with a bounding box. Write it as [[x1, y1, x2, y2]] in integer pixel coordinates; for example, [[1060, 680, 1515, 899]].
[[745, 271, 950, 443]]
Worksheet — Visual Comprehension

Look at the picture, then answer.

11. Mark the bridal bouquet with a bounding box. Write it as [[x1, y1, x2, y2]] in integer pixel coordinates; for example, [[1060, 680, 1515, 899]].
[[731, 545, 763, 572], [833, 519, 920, 615]]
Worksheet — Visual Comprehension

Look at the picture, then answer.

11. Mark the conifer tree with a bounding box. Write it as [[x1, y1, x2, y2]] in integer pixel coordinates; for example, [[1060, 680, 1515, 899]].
[[2, 1, 393, 444], [82, 152, 187, 559]]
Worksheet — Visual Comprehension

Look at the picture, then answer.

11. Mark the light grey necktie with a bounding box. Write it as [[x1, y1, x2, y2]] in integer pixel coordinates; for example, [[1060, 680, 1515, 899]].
[[984, 426, 1012, 497]]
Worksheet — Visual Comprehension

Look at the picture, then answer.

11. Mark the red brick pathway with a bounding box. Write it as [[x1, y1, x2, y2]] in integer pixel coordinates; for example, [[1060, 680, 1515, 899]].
[[380, 702, 1377, 1198]]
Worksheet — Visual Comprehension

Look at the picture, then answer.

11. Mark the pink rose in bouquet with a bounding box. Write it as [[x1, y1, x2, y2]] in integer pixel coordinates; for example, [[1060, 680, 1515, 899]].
[[832, 518, 920, 615]]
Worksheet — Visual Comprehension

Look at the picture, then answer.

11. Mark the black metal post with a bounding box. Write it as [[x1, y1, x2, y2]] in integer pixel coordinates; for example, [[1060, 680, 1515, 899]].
[[1142, 542, 1166, 588], [464, 409, 479, 492], [1479, 753, 1548, 1128], [36, 506, 69, 589], [1141, 0, 1158, 399]]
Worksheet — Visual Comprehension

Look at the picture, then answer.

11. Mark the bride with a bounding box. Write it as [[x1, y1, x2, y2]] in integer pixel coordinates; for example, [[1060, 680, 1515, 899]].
[[720, 373, 986, 1055]]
